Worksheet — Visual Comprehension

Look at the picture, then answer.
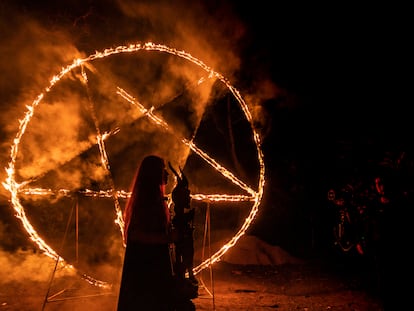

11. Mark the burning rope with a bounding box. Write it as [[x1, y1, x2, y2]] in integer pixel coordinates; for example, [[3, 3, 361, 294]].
[[3, 42, 265, 286]]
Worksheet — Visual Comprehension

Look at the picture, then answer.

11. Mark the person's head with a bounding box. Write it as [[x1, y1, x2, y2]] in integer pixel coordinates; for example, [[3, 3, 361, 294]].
[[136, 155, 169, 190], [123, 155, 170, 243]]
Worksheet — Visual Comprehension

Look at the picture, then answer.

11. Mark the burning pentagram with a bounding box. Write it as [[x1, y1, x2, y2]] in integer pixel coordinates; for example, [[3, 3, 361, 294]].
[[3, 42, 265, 287]]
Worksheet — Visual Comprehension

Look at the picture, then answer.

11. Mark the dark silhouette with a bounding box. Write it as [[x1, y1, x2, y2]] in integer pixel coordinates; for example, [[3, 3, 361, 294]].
[[169, 163, 197, 283], [117, 155, 175, 311], [169, 163, 199, 309], [325, 150, 413, 310]]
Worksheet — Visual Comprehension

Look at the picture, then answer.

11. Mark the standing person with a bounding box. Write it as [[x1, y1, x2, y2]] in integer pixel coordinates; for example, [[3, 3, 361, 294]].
[[169, 164, 197, 284], [117, 155, 176, 311]]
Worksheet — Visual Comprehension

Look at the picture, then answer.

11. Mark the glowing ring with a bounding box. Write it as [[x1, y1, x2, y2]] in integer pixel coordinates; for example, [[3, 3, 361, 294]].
[[3, 42, 265, 286]]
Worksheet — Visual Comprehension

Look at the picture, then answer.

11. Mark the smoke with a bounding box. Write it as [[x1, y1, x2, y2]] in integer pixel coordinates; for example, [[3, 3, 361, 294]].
[[0, 2, 285, 309], [0, 248, 69, 284], [0, 3, 85, 198]]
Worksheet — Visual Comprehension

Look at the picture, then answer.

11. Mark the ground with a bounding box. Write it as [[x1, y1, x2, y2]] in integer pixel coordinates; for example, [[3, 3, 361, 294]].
[[194, 260, 383, 311], [0, 257, 384, 311]]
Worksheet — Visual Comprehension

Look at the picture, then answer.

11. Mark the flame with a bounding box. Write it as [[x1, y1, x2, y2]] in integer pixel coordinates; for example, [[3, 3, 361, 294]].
[[2, 42, 265, 287], [81, 64, 126, 243], [19, 188, 254, 202]]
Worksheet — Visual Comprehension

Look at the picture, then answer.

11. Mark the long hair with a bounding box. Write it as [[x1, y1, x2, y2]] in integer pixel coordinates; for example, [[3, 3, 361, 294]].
[[123, 155, 169, 244]]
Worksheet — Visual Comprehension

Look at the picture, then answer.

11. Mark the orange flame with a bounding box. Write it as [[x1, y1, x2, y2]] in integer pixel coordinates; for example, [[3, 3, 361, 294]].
[[2, 42, 265, 287]]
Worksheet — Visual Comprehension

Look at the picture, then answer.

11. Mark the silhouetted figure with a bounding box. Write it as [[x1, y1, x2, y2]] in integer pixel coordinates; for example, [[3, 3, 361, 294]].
[[169, 163, 198, 307], [117, 155, 175, 311], [374, 151, 411, 310], [169, 163, 196, 282]]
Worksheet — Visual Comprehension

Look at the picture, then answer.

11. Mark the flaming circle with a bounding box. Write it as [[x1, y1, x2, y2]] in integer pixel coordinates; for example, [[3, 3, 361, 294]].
[[3, 42, 265, 287]]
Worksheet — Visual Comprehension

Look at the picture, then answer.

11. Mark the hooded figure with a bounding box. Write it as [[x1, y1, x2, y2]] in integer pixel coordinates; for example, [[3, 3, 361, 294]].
[[117, 155, 175, 311]]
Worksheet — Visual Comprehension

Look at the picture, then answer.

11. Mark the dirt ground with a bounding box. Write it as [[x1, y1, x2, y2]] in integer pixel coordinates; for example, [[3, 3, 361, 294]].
[[0, 257, 384, 311], [194, 260, 383, 311]]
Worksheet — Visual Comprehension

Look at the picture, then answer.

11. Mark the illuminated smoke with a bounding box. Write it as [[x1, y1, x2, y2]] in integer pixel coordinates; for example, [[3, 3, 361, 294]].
[[3, 43, 265, 288], [0, 1, 277, 295], [0, 249, 73, 284]]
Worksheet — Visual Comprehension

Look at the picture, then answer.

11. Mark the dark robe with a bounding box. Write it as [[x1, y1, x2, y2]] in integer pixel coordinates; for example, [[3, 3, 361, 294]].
[[117, 241, 174, 311]]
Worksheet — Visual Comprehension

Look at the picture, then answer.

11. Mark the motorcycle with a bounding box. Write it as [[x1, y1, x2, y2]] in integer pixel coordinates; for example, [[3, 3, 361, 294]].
[[327, 178, 383, 256]]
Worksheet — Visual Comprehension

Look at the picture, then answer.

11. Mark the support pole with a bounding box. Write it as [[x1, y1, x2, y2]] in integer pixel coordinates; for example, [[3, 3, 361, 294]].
[[42, 197, 76, 310], [41, 197, 112, 310], [198, 202, 215, 310]]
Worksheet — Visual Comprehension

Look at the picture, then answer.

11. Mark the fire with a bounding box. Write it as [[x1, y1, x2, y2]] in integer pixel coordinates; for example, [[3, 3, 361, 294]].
[[2, 42, 265, 287]]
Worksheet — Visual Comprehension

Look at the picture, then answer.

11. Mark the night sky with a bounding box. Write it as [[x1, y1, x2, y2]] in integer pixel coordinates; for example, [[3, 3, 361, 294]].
[[0, 0, 411, 289]]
